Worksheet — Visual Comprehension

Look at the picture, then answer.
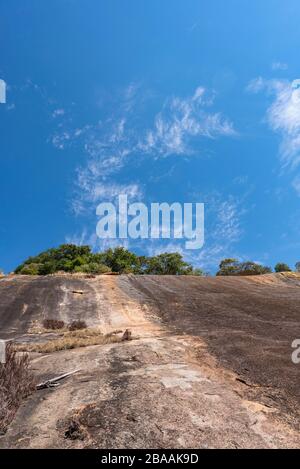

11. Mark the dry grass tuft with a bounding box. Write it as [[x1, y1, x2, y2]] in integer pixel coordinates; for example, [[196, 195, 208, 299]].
[[68, 320, 87, 331], [29, 320, 86, 335], [66, 327, 103, 338], [42, 319, 65, 330], [0, 344, 36, 434], [64, 418, 86, 440], [28, 322, 69, 334], [15, 328, 124, 353]]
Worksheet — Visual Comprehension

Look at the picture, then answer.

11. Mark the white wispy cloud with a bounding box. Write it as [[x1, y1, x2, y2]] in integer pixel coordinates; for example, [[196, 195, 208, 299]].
[[143, 193, 244, 273], [76, 178, 141, 207], [52, 108, 65, 118], [6, 103, 15, 111], [65, 227, 91, 246], [271, 62, 288, 71], [51, 85, 236, 214], [52, 85, 238, 260], [51, 124, 91, 150], [65, 228, 129, 251], [52, 131, 71, 149], [71, 115, 142, 214], [246, 76, 265, 93], [146, 241, 185, 257], [52, 86, 236, 159], [248, 77, 300, 169], [66, 189, 244, 272], [214, 199, 242, 243], [139, 87, 236, 156], [191, 194, 243, 270], [292, 176, 300, 196]]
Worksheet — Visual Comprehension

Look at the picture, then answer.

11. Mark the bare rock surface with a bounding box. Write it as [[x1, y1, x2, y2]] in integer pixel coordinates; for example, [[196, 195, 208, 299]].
[[0, 273, 300, 448]]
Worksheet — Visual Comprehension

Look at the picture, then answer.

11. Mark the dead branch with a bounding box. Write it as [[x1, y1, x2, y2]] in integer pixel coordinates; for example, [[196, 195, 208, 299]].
[[36, 369, 81, 390]]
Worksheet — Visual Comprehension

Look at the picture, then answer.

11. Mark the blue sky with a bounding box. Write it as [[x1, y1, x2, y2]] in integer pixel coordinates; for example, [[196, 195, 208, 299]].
[[1, 0, 300, 273]]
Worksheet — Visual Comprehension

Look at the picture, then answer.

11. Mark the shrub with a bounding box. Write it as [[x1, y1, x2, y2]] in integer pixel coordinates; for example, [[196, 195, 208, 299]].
[[19, 263, 42, 275], [42, 319, 65, 330], [216, 258, 240, 276], [238, 261, 272, 276], [74, 263, 111, 274], [38, 261, 57, 275], [217, 259, 272, 276], [274, 262, 291, 273], [144, 252, 203, 275], [0, 344, 35, 434], [68, 320, 87, 331], [90, 263, 111, 274]]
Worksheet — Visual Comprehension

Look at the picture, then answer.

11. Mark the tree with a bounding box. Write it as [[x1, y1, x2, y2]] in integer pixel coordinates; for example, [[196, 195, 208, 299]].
[[217, 258, 271, 276], [295, 262, 300, 273], [14, 244, 204, 276], [102, 247, 141, 274], [38, 262, 57, 275], [238, 261, 271, 276], [216, 258, 240, 276], [274, 262, 291, 273], [144, 252, 203, 275]]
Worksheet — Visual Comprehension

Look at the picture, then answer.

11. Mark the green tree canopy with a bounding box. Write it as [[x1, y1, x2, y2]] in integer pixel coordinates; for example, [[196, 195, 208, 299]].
[[216, 258, 272, 276], [274, 262, 291, 273], [144, 252, 203, 275], [14, 244, 203, 276]]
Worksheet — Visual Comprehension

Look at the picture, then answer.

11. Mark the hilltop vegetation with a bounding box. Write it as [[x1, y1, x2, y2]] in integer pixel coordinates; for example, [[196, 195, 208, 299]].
[[274, 262, 291, 273], [11, 245, 299, 277], [216, 258, 272, 276], [14, 244, 203, 276], [215, 258, 300, 276]]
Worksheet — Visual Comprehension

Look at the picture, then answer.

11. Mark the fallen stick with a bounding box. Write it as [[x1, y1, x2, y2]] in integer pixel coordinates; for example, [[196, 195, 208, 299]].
[[36, 369, 81, 390]]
